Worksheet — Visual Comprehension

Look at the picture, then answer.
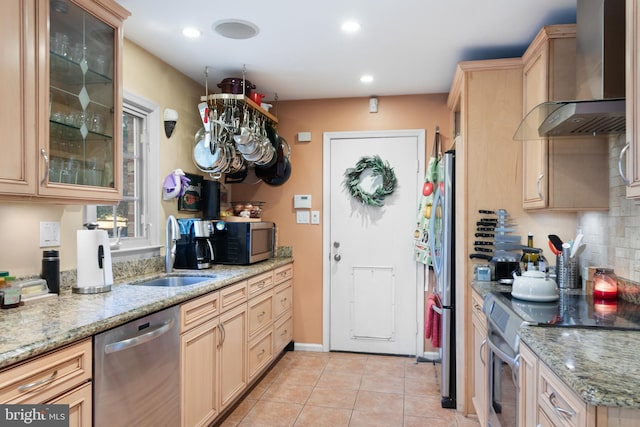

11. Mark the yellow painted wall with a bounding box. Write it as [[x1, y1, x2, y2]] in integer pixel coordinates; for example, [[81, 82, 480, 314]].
[[231, 94, 451, 345]]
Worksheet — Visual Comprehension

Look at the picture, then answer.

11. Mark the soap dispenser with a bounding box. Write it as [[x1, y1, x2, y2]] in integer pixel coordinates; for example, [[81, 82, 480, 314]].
[[74, 223, 113, 294]]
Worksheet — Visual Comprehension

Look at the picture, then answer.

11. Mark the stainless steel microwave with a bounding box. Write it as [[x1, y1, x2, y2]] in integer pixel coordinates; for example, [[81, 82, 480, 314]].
[[211, 221, 275, 265]]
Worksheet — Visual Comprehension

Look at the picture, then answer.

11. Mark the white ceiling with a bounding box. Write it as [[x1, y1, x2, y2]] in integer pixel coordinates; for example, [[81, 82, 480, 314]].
[[114, 0, 576, 101]]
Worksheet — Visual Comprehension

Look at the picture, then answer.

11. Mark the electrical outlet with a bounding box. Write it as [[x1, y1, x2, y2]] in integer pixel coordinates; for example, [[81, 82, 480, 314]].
[[311, 211, 320, 224], [40, 221, 61, 247]]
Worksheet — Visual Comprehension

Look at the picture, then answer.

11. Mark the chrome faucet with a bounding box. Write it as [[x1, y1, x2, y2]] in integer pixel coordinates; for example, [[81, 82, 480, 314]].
[[165, 215, 181, 273]]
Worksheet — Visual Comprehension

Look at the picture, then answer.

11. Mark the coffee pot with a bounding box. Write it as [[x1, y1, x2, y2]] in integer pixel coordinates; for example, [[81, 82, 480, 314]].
[[174, 219, 214, 270]]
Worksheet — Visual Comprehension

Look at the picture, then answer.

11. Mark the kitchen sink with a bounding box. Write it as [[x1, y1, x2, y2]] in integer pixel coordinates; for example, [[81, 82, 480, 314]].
[[133, 275, 215, 287]]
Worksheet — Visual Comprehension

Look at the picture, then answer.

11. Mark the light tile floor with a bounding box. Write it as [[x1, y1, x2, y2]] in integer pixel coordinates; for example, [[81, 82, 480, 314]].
[[218, 351, 481, 427]]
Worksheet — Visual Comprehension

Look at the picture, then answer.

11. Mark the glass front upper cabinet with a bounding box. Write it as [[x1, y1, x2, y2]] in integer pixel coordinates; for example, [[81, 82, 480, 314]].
[[47, 0, 123, 194]]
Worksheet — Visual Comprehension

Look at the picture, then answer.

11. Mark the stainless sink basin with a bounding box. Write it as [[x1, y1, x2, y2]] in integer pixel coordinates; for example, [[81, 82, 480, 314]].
[[133, 275, 214, 287]]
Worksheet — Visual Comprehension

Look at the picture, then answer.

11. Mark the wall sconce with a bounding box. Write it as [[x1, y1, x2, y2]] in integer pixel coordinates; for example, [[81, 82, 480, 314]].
[[163, 108, 179, 138]]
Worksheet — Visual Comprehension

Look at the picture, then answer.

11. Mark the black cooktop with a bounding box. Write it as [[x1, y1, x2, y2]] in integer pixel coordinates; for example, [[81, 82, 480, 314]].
[[494, 291, 640, 331]]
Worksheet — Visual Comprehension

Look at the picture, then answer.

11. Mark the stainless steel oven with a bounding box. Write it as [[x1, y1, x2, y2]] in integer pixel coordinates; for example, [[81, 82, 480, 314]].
[[483, 293, 527, 427], [486, 326, 519, 427]]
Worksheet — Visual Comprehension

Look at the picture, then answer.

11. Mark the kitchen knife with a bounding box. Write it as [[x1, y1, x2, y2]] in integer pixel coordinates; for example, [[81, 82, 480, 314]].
[[474, 247, 493, 253], [473, 241, 493, 246], [478, 210, 495, 214], [469, 253, 492, 261], [480, 218, 498, 223], [494, 235, 521, 242], [475, 233, 495, 238], [477, 227, 495, 232]]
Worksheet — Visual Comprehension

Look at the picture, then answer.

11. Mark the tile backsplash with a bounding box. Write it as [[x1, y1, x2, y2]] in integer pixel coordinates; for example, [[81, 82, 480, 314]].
[[577, 135, 640, 283]]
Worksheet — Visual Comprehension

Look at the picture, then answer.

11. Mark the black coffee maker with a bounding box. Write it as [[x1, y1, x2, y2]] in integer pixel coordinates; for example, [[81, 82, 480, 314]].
[[174, 219, 214, 269]]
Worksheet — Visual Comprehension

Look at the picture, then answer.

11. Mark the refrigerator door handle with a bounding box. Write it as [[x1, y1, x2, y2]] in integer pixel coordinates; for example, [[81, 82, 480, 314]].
[[429, 188, 444, 278]]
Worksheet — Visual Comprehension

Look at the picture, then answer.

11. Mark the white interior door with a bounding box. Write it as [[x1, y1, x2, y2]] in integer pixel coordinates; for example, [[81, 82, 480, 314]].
[[324, 130, 425, 355]]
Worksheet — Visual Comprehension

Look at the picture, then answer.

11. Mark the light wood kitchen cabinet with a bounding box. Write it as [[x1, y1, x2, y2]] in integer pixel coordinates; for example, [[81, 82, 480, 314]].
[[448, 57, 523, 415], [0, 338, 92, 405], [180, 291, 221, 426], [248, 327, 275, 382], [471, 290, 488, 427], [0, 0, 129, 203], [521, 25, 608, 210], [0, 0, 37, 196], [180, 282, 249, 426], [248, 289, 274, 339], [521, 341, 640, 427], [0, 338, 92, 427], [50, 381, 92, 427], [625, 0, 640, 198], [519, 339, 539, 427], [538, 361, 592, 427], [218, 302, 248, 411], [180, 263, 292, 426]]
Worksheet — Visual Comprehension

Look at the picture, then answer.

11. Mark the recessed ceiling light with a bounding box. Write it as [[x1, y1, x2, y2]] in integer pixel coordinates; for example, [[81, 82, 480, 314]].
[[360, 75, 374, 83], [341, 20, 361, 32], [213, 19, 260, 40], [182, 27, 201, 38]]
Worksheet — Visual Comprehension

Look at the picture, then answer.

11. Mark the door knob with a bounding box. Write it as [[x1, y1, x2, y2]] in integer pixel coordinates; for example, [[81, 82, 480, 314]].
[[333, 241, 340, 248], [334, 254, 341, 262]]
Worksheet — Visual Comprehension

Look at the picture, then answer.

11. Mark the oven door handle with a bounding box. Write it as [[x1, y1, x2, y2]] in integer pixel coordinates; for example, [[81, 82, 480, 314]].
[[486, 332, 520, 369]]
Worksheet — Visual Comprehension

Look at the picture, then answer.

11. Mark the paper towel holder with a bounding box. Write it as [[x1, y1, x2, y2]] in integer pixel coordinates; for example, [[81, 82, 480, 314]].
[[73, 223, 114, 294]]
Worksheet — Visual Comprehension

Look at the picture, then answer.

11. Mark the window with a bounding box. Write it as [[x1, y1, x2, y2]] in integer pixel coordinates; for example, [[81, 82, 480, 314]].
[[85, 92, 161, 256]]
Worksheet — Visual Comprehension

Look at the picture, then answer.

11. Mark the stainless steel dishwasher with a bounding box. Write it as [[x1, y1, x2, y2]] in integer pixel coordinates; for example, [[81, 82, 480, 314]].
[[94, 306, 180, 426]]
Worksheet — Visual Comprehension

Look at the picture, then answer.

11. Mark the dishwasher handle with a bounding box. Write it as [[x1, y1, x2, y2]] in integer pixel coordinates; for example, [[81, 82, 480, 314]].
[[104, 318, 175, 354]]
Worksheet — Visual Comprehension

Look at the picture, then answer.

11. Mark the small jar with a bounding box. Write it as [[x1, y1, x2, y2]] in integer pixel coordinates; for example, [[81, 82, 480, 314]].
[[593, 268, 617, 300]]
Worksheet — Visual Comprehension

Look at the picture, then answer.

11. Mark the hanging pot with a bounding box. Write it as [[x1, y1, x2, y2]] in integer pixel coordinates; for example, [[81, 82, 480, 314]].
[[217, 78, 256, 96], [263, 156, 291, 186], [193, 127, 215, 170]]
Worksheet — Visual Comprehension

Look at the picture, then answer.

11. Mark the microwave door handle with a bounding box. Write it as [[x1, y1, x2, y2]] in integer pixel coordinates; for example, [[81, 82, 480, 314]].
[[207, 239, 215, 261]]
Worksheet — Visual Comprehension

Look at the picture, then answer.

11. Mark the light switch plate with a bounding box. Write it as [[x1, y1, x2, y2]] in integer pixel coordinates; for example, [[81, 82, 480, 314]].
[[311, 211, 320, 224], [296, 210, 310, 224], [40, 221, 61, 247]]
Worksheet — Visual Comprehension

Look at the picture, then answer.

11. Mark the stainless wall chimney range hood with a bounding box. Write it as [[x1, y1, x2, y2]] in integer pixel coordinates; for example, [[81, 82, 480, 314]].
[[514, 0, 625, 140]]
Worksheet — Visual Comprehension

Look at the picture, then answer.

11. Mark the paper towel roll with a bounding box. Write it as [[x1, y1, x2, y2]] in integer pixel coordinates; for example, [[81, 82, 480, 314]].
[[76, 230, 113, 291]]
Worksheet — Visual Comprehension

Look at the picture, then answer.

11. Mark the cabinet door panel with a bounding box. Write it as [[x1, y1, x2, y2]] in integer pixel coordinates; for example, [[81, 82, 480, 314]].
[[0, 0, 37, 195], [49, 381, 92, 427], [180, 320, 219, 427], [219, 304, 248, 410]]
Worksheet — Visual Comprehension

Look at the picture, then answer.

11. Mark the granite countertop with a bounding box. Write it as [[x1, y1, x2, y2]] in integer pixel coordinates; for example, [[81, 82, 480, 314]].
[[0, 257, 293, 370], [471, 281, 640, 409]]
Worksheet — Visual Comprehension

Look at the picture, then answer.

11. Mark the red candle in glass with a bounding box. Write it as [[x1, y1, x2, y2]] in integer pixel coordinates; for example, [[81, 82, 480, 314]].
[[593, 268, 617, 300]]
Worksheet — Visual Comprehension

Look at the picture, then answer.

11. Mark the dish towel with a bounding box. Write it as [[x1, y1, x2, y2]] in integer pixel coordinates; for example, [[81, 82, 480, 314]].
[[425, 293, 442, 348]]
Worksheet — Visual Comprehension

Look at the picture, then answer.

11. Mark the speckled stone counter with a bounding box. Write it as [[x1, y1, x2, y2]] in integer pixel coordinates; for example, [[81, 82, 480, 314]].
[[471, 281, 640, 409], [0, 257, 293, 369]]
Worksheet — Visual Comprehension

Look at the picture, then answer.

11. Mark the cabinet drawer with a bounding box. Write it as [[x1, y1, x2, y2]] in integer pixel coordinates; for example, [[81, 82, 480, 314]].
[[538, 362, 587, 427], [248, 291, 274, 338], [273, 280, 293, 320], [274, 263, 293, 285], [220, 280, 248, 312], [248, 271, 273, 297], [49, 381, 92, 427], [180, 291, 220, 333], [248, 329, 274, 381], [274, 312, 292, 353], [0, 338, 92, 404]]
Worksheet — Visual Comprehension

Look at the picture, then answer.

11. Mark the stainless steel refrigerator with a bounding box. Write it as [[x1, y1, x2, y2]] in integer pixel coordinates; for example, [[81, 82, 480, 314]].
[[429, 149, 456, 408]]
